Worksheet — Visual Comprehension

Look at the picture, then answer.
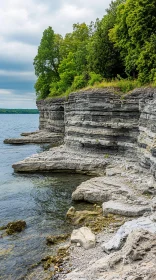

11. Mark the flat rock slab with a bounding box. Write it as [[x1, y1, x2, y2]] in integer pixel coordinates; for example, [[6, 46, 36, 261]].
[[71, 227, 96, 249], [72, 176, 141, 203], [12, 146, 108, 174], [102, 200, 151, 217], [4, 130, 63, 145], [102, 215, 156, 253]]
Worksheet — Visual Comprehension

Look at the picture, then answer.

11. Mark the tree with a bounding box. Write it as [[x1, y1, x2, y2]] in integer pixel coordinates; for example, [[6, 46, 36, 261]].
[[110, 0, 156, 82], [87, 0, 125, 79], [33, 27, 63, 99], [50, 23, 90, 96]]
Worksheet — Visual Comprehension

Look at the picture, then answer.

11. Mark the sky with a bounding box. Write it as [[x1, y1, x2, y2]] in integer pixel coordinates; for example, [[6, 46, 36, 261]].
[[0, 0, 111, 109]]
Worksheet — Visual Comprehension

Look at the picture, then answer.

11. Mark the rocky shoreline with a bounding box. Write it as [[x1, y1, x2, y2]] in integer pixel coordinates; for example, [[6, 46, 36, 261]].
[[4, 87, 156, 279]]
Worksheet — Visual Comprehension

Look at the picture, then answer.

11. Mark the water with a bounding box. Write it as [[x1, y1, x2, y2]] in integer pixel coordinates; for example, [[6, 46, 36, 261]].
[[0, 114, 89, 280]]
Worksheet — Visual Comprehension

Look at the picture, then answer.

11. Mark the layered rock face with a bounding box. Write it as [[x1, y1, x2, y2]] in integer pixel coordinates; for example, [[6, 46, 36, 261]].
[[37, 97, 65, 133], [4, 97, 66, 145], [65, 88, 152, 156], [13, 87, 156, 174], [138, 91, 156, 177]]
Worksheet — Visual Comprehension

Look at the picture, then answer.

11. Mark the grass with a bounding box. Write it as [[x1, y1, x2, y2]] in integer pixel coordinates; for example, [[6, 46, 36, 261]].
[[43, 78, 156, 101]]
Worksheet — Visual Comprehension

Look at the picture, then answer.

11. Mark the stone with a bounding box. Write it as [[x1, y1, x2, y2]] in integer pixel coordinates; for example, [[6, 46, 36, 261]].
[[66, 229, 156, 280], [2, 220, 27, 235], [12, 145, 108, 174], [102, 200, 151, 217], [72, 175, 137, 203], [71, 227, 96, 249], [102, 215, 156, 253]]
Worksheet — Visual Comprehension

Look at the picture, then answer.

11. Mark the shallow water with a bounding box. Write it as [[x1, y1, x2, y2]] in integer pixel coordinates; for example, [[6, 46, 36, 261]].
[[0, 114, 90, 280]]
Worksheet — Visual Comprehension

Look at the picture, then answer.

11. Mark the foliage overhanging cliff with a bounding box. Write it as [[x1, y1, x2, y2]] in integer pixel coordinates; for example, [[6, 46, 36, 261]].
[[33, 0, 156, 100]]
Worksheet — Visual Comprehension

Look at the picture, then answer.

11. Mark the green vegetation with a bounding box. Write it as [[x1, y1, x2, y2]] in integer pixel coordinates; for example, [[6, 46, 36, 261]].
[[34, 0, 156, 100], [0, 109, 39, 114]]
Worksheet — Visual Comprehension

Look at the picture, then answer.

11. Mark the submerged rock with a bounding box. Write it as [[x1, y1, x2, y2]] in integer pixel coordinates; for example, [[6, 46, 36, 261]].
[[0, 220, 27, 235], [46, 233, 70, 245], [71, 227, 96, 250]]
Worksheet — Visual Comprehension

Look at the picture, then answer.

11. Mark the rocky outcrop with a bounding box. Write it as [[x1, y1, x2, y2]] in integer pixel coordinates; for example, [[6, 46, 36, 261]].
[[12, 145, 108, 174], [138, 92, 156, 177], [4, 97, 65, 145], [64, 88, 146, 156], [102, 214, 156, 253], [12, 87, 156, 175], [37, 97, 65, 133], [4, 130, 63, 145], [65, 228, 156, 280]]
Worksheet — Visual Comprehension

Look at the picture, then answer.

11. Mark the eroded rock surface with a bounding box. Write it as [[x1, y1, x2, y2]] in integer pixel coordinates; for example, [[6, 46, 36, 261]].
[[103, 200, 150, 217], [65, 229, 156, 280], [12, 145, 108, 174], [102, 215, 156, 253], [12, 88, 156, 180]]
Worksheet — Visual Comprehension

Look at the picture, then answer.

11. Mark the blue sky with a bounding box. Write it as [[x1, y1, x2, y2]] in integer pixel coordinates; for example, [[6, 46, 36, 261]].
[[0, 0, 111, 109]]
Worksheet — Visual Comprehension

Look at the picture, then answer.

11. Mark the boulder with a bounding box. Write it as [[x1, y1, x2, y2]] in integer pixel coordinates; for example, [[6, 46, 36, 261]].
[[71, 227, 96, 249]]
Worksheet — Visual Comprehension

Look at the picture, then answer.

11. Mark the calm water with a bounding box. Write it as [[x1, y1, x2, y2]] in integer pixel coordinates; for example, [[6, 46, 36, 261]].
[[0, 114, 89, 280]]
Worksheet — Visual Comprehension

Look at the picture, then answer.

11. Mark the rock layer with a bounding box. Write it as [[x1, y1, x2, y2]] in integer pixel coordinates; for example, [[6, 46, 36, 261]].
[[12, 145, 108, 174], [12, 87, 156, 176], [4, 97, 65, 145], [4, 130, 63, 145], [65, 88, 145, 155], [37, 97, 65, 133]]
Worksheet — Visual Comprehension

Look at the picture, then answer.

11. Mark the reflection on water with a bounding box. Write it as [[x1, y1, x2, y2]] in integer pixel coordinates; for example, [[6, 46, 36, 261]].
[[0, 114, 90, 280]]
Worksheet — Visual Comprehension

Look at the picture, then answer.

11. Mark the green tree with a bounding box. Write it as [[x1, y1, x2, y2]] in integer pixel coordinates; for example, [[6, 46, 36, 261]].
[[87, 0, 125, 79], [110, 0, 156, 82], [33, 27, 63, 99], [50, 23, 90, 96]]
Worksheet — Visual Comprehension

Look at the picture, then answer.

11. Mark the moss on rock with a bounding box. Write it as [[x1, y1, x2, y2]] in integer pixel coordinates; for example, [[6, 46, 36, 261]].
[[66, 205, 123, 233], [46, 233, 70, 245], [0, 220, 27, 235]]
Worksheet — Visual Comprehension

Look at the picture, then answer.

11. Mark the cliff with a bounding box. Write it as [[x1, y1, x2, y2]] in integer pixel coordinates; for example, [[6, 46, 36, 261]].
[[12, 87, 156, 280], [12, 87, 156, 176], [19, 87, 155, 176]]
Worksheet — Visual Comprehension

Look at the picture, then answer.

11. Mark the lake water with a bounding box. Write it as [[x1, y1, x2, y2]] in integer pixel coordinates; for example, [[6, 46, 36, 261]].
[[0, 114, 89, 280]]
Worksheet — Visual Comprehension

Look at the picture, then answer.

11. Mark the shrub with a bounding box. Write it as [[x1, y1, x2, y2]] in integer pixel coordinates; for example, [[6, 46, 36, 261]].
[[71, 74, 88, 90], [88, 72, 103, 86]]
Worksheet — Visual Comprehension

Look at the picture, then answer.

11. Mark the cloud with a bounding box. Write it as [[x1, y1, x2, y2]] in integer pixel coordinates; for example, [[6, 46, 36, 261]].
[[0, 0, 112, 108], [0, 70, 35, 80], [0, 89, 36, 109]]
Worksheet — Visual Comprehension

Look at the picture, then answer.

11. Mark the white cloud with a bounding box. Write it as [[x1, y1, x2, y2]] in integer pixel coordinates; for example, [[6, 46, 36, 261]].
[[0, 70, 35, 80], [0, 0, 112, 108], [0, 89, 36, 108], [0, 89, 12, 95], [0, 0, 111, 62]]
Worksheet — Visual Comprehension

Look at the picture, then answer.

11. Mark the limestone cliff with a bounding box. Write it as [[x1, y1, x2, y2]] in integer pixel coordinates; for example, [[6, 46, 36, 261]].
[[13, 87, 156, 176]]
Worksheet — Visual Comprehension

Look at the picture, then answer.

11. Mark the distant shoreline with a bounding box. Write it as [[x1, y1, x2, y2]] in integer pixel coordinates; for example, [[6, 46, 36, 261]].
[[0, 109, 39, 114]]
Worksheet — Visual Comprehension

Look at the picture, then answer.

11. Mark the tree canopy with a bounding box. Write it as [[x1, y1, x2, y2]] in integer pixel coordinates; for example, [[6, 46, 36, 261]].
[[33, 0, 156, 99]]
